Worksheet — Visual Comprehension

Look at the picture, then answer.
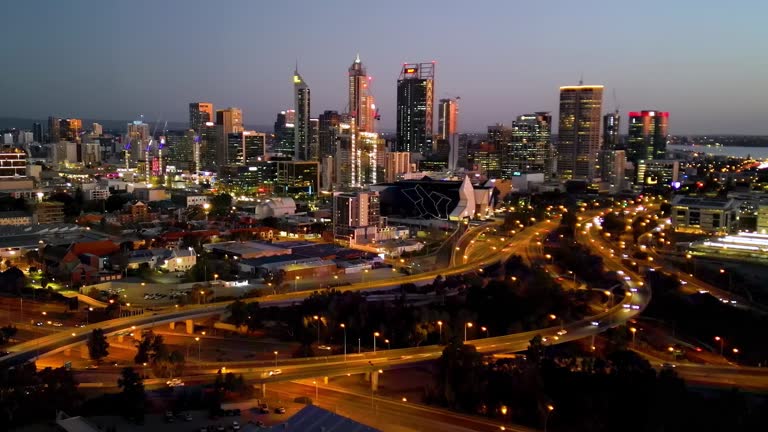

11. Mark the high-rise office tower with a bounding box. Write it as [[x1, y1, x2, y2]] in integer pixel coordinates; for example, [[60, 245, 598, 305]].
[[556, 85, 604, 180], [126, 120, 151, 163], [294, 67, 311, 160], [627, 110, 669, 164], [59, 118, 82, 142], [603, 111, 620, 150], [189, 102, 214, 132], [273, 110, 296, 155], [32, 122, 43, 143], [224, 131, 267, 166], [396, 63, 434, 154], [200, 121, 218, 171], [309, 118, 319, 160], [318, 110, 341, 159], [500, 112, 552, 179], [216, 107, 243, 135], [438, 98, 458, 140], [47, 116, 60, 143], [348, 54, 376, 133], [333, 191, 381, 240], [92, 122, 103, 136]]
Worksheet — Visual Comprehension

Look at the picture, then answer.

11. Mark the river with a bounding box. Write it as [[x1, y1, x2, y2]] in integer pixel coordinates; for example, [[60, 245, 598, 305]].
[[668, 144, 768, 160]]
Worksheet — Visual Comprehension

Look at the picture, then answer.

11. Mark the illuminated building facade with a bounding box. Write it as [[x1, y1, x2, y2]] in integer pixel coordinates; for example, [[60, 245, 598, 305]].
[[500, 112, 552, 179], [438, 98, 458, 140], [189, 102, 214, 132], [396, 63, 434, 154], [0, 147, 27, 177], [627, 110, 669, 164], [294, 68, 311, 160], [348, 54, 376, 133], [603, 110, 620, 150], [556, 85, 603, 180]]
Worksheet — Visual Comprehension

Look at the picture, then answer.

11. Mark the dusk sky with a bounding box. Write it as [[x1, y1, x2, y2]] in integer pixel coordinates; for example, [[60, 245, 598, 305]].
[[1, 0, 766, 134]]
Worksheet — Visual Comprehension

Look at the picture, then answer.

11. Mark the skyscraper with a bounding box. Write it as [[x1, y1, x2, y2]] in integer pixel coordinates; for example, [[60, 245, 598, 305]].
[[273, 110, 295, 156], [47, 116, 60, 143], [215, 107, 243, 135], [92, 122, 103, 136], [603, 110, 620, 150], [59, 118, 82, 142], [318, 110, 341, 159], [126, 120, 150, 163], [294, 67, 311, 161], [438, 98, 458, 140], [189, 102, 214, 132], [348, 54, 376, 133], [556, 85, 604, 180], [627, 110, 669, 164], [32, 122, 43, 143], [224, 131, 267, 166], [396, 62, 434, 154], [500, 112, 552, 179]]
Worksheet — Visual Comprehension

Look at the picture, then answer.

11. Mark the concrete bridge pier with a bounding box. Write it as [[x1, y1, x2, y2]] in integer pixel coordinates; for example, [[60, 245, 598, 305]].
[[80, 344, 89, 360], [364, 371, 371, 381], [371, 371, 379, 391], [259, 383, 266, 396], [169, 322, 176, 330], [185, 320, 194, 334], [323, 376, 328, 384]]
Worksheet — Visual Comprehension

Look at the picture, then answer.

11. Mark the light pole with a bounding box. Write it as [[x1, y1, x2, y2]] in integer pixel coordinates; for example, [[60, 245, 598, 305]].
[[544, 404, 555, 432], [437, 320, 443, 343], [313, 315, 321, 346], [373, 332, 380, 353], [274, 350, 278, 367], [196, 337, 201, 362], [714, 336, 724, 356], [213, 273, 219, 300], [313, 379, 318, 402], [630, 327, 637, 348], [294, 276, 300, 292], [340, 324, 347, 361], [385, 339, 390, 350], [481, 326, 489, 338], [464, 322, 473, 342]]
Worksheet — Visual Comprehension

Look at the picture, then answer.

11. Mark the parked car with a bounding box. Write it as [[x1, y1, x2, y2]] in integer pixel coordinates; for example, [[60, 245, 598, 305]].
[[274, 407, 286, 414]]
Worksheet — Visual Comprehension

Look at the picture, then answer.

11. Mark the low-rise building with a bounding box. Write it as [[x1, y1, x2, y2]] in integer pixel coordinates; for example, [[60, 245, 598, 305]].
[[35, 201, 65, 224], [671, 195, 738, 234], [0, 211, 32, 226]]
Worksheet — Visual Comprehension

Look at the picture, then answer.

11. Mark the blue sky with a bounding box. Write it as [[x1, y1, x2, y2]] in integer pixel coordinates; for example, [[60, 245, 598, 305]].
[[1, 0, 766, 134]]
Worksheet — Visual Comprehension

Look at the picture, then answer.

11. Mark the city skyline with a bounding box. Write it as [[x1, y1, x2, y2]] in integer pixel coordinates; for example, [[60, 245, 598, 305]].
[[1, 1, 766, 134]]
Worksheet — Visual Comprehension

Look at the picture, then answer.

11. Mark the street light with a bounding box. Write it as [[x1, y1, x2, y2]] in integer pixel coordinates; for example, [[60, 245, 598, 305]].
[[313, 315, 321, 346], [385, 339, 390, 350], [544, 404, 555, 432], [630, 327, 637, 347], [373, 332, 380, 353], [481, 326, 489, 338], [294, 276, 301, 292], [340, 324, 347, 361], [437, 320, 443, 343], [274, 350, 278, 367], [714, 336, 724, 356], [195, 337, 201, 362], [464, 322, 473, 342]]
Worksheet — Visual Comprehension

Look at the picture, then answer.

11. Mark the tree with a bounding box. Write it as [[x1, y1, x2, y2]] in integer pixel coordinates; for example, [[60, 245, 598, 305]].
[[435, 342, 485, 411], [87, 328, 110, 363], [117, 367, 145, 422], [227, 300, 248, 327], [134, 331, 165, 365], [105, 194, 130, 213], [210, 193, 233, 217]]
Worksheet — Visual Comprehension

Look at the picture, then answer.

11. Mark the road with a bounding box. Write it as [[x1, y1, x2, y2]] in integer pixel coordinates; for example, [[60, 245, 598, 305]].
[[269, 381, 536, 432]]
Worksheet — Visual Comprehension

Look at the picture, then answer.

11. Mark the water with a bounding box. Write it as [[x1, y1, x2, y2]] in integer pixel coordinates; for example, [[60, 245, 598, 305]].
[[668, 144, 768, 160]]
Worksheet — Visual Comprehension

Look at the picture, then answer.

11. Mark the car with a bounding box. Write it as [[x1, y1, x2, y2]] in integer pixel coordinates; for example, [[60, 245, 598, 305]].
[[75, 322, 87, 328], [661, 362, 676, 369], [166, 378, 184, 387], [317, 345, 332, 351], [232, 421, 241, 430], [164, 411, 175, 423], [274, 407, 286, 414], [268, 369, 282, 376], [85, 364, 99, 370], [184, 413, 192, 422], [590, 321, 600, 326], [556, 329, 567, 336], [631, 304, 640, 310], [258, 404, 269, 414], [52, 321, 63, 327], [216, 425, 225, 432], [255, 421, 265, 428], [623, 276, 631, 281], [35, 321, 43, 326]]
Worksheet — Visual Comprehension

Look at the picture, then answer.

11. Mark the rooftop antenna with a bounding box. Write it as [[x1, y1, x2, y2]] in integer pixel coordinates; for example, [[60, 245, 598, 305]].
[[612, 89, 620, 114], [578, 73, 583, 86]]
